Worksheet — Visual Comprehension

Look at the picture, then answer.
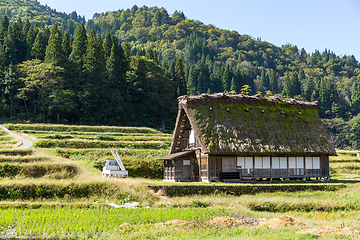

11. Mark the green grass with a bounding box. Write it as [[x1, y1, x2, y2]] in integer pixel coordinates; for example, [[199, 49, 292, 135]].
[[0, 162, 77, 179], [0, 207, 234, 237], [1, 123, 360, 239], [3, 123, 163, 134]]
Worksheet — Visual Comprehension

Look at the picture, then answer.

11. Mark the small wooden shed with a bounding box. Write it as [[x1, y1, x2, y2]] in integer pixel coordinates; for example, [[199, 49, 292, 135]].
[[158, 93, 336, 182]]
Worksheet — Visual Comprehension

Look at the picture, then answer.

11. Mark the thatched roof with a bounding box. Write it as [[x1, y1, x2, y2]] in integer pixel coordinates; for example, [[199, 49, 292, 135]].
[[170, 93, 336, 156], [157, 150, 195, 160]]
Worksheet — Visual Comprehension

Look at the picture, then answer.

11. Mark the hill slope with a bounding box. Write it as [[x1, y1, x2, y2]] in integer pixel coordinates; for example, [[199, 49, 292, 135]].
[[0, 0, 84, 30]]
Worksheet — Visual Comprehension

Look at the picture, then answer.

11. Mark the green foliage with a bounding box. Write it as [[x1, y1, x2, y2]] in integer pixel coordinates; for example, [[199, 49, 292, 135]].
[[149, 184, 346, 197], [0, 207, 233, 237], [33, 139, 170, 149], [0, 182, 128, 200], [0, 162, 77, 178]]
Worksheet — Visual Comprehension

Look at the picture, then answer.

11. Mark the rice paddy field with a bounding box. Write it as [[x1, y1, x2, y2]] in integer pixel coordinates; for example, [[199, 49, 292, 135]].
[[0, 123, 360, 239]]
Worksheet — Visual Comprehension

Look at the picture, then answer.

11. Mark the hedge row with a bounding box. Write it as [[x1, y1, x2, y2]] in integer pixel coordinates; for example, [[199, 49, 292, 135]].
[[0, 182, 127, 200], [0, 149, 33, 156], [247, 200, 360, 212], [3, 124, 161, 134], [148, 184, 346, 197], [19, 130, 169, 137], [37, 134, 172, 142], [0, 163, 77, 179], [34, 140, 170, 149], [0, 156, 49, 163]]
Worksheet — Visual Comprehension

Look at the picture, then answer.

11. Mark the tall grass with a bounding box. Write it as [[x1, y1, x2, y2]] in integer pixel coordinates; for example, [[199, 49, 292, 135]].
[[0, 207, 234, 237], [3, 123, 162, 134], [0, 162, 77, 179], [0, 156, 49, 163], [34, 139, 170, 149]]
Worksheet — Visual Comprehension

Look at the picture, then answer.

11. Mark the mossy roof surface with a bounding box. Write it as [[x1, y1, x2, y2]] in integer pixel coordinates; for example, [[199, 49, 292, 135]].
[[179, 93, 336, 155]]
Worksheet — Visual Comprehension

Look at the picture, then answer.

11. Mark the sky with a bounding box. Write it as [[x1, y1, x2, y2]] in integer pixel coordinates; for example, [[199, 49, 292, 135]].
[[38, 0, 360, 61]]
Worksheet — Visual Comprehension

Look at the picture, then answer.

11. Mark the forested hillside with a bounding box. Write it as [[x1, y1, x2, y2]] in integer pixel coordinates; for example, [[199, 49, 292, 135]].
[[0, 2, 360, 148], [0, 0, 84, 35]]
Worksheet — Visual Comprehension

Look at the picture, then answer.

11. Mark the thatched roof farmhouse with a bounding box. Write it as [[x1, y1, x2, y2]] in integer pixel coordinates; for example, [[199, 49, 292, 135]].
[[158, 93, 336, 182]]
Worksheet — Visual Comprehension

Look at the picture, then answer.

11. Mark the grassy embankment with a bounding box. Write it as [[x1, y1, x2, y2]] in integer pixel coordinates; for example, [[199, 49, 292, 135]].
[[0, 123, 360, 239]]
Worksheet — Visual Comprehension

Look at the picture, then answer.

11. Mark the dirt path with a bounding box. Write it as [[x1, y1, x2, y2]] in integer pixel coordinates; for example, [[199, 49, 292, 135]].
[[0, 124, 32, 149]]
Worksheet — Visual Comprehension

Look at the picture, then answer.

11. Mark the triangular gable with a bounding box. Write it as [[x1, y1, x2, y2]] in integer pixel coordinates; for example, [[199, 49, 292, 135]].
[[176, 93, 336, 156], [169, 106, 204, 154]]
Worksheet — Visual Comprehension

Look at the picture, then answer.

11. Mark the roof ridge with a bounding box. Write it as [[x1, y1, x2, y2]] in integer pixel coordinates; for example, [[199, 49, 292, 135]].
[[178, 93, 318, 106]]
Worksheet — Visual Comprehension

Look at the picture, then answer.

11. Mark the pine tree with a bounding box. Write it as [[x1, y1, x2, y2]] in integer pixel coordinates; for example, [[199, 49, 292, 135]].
[[103, 30, 112, 59], [298, 68, 305, 83], [11, 18, 27, 63], [104, 42, 127, 124], [175, 57, 186, 96], [45, 24, 66, 67], [304, 80, 313, 102], [31, 31, 46, 60], [62, 31, 71, 58], [0, 15, 9, 45], [268, 69, 278, 93], [25, 26, 37, 59], [351, 78, 360, 115], [187, 65, 197, 95], [260, 68, 270, 90], [81, 29, 105, 122], [69, 23, 87, 67], [221, 64, 231, 92], [282, 71, 301, 98], [4, 26, 16, 66], [123, 42, 131, 57]]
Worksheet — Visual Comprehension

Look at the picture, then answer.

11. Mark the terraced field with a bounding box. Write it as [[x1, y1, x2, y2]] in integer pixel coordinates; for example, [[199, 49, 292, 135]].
[[4, 123, 171, 178], [0, 123, 360, 239]]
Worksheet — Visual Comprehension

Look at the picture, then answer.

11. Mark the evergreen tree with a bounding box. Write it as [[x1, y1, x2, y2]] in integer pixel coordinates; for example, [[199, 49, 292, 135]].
[[282, 71, 301, 98], [31, 31, 46, 60], [187, 65, 197, 95], [175, 57, 186, 96], [260, 68, 270, 90], [11, 18, 27, 63], [61, 31, 71, 58], [103, 30, 112, 59], [298, 68, 305, 83], [104, 42, 127, 124], [25, 25, 37, 59], [221, 64, 231, 92], [69, 23, 87, 67], [81, 29, 105, 122], [123, 42, 131, 57], [268, 69, 278, 93], [0, 15, 9, 44], [3, 26, 17, 66], [351, 78, 360, 115], [45, 24, 66, 67], [304, 79, 313, 102]]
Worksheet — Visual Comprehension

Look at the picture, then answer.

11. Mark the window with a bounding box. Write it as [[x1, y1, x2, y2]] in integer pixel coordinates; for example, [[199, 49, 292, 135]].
[[183, 160, 190, 165], [189, 129, 195, 144]]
